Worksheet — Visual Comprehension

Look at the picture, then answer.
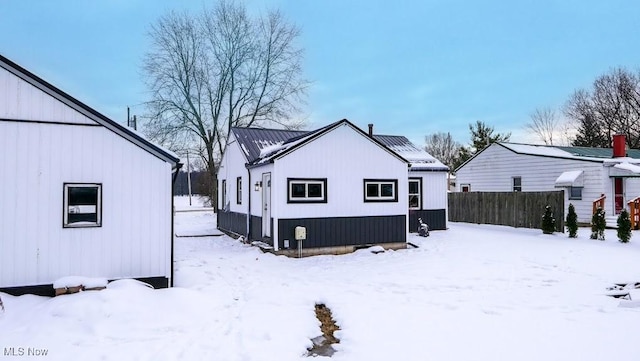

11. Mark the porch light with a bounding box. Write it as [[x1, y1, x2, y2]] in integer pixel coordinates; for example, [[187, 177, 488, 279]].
[[255, 181, 262, 191]]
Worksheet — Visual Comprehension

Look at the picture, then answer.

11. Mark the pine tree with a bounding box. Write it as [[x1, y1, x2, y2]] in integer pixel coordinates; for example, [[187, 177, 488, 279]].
[[617, 209, 632, 243], [590, 207, 606, 240], [542, 205, 556, 234], [566, 203, 578, 238]]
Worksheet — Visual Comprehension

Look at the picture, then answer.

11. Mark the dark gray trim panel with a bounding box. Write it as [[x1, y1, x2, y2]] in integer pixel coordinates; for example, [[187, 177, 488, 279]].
[[217, 210, 248, 236], [409, 209, 447, 231], [0, 277, 169, 297], [278, 215, 406, 249]]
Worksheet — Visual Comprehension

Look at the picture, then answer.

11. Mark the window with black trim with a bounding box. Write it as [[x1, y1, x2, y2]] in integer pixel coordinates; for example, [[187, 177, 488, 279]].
[[513, 177, 522, 192], [287, 178, 327, 203], [221, 179, 227, 208], [409, 178, 421, 209], [364, 179, 398, 202], [63, 183, 102, 228], [236, 177, 242, 205], [569, 186, 583, 200]]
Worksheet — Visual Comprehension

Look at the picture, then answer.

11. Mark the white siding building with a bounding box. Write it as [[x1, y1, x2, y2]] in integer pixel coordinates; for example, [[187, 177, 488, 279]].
[[217, 119, 449, 255], [456, 140, 640, 224], [0, 54, 180, 295]]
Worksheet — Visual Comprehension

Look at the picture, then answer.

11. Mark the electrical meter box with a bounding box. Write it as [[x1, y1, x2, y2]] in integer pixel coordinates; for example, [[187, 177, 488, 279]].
[[295, 226, 306, 240]]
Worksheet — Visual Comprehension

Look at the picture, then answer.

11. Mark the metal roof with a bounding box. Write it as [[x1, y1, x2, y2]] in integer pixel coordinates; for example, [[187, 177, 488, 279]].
[[231, 127, 307, 163], [554, 145, 640, 159]]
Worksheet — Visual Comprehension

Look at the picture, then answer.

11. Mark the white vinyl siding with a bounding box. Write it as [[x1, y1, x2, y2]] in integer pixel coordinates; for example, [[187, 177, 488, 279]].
[[0, 121, 172, 288], [456, 144, 604, 224]]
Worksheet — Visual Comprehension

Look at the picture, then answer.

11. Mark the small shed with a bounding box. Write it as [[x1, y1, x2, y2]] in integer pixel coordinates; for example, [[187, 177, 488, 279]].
[[0, 54, 181, 296]]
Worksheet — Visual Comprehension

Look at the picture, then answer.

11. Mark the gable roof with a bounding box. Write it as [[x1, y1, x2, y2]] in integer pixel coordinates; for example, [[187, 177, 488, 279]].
[[231, 119, 410, 168], [0, 54, 180, 168], [374, 135, 448, 171], [231, 127, 307, 163], [457, 142, 640, 172]]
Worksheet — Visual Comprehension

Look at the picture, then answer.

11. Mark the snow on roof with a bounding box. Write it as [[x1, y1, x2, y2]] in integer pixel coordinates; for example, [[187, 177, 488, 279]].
[[613, 162, 640, 174], [374, 135, 448, 171], [498, 143, 624, 163], [554, 170, 584, 187]]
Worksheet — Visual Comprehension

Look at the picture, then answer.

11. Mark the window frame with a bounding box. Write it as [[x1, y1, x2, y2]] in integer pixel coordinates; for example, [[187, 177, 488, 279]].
[[363, 179, 398, 203], [461, 184, 470, 192], [63, 183, 102, 228], [569, 186, 583, 200], [221, 179, 227, 208], [409, 177, 422, 210], [512, 176, 522, 192], [236, 177, 242, 205], [287, 178, 328, 203]]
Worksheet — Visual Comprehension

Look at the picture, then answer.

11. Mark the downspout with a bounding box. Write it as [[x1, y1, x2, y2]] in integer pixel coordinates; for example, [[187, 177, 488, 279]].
[[170, 162, 183, 287], [246, 164, 251, 240]]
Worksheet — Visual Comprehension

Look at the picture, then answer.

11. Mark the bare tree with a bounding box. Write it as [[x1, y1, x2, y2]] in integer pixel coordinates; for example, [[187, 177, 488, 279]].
[[142, 1, 308, 208], [526, 107, 559, 145], [565, 68, 640, 148], [424, 132, 461, 170]]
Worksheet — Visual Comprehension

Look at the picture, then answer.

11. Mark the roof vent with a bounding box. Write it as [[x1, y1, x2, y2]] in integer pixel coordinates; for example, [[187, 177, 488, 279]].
[[368, 124, 373, 137]]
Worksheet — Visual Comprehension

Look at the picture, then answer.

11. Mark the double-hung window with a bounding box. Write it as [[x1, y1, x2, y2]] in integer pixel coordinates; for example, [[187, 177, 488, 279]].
[[287, 178, 327, 203], [409, 178, 421, 209], [63, 183, 102, 228], [364, 179, 398, 202], [569, 186, 583, 200], [512, 177, 522, 192]]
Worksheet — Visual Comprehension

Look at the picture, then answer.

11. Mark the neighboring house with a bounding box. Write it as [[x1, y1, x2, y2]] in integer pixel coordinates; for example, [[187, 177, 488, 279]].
[[0, 54, 181, 296], [217, 119, 448, 256], [455, 136, 640, 224]]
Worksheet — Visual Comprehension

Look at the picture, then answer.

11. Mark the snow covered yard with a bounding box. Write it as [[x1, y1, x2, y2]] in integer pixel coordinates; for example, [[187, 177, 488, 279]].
[[2, 205, 640, 360]]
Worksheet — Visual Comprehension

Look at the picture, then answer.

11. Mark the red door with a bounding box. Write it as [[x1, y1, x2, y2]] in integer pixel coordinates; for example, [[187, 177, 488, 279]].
[[614, 177, 624, 214]]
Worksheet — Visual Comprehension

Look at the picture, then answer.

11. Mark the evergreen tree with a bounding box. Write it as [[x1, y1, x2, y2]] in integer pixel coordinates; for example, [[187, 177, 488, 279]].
[[590, 207, 606, 240], [542, 205, 556, 234], [566, 203, 578, 238], [617, 209, 632, 243]]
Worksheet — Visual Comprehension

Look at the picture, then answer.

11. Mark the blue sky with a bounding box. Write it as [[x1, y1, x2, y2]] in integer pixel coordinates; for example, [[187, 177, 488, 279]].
[[1, 1, 639, 146]]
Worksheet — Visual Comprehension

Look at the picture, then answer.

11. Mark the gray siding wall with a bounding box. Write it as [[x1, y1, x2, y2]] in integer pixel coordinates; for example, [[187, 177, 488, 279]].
[[277, 215, 406, 249], [409, 209, 446, 231], [217, 210, 247, 236]]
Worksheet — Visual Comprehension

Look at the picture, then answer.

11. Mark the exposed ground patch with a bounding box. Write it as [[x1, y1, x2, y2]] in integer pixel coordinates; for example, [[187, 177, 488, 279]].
[[307, 303, 340, 357]]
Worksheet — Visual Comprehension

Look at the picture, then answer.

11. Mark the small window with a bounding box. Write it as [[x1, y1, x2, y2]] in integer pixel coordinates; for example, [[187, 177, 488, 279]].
[[287, 178, 327, 203], [236, 177, 242, 205], [461, 184, 470, 192], [221, 179, 227, 208], [409, 178, 421, 210], [513, 177, 522, 192], [364, 179, 398, 202], [569, 186, 583, 200], [63, 183, 102, 228]]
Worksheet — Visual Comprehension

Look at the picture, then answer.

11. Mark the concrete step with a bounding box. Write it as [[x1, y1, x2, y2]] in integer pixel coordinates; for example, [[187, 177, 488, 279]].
[[605, 216, 618, 229]]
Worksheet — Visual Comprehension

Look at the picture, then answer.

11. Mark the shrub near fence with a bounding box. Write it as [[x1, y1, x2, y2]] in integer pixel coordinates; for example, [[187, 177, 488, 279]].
[[448, 191, 564, 232]]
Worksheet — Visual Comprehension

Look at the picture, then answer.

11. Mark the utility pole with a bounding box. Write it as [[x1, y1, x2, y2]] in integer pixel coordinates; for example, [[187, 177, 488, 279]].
[[187, 150, 192, 206]]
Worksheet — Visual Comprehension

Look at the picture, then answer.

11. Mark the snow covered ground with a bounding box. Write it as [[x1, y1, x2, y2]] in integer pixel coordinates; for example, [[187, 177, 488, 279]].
[[2, 198, 640, 360]]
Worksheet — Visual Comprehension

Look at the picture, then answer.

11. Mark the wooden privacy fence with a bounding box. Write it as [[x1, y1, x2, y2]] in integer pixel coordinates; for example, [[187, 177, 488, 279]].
[[448, 191, 565, 232]]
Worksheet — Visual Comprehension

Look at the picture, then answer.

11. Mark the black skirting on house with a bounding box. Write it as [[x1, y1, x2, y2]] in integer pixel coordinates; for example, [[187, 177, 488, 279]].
[[217, 210, 248, 236], [0, 277, 170, 297], [277, 215, 406, 249], [408, 209, 447, 231]]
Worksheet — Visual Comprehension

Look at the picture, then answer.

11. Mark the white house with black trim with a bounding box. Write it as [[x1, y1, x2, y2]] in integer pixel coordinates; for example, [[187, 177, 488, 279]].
[[0, 54, 181, 296], [455, 136, 640, 224], [217, 119, 448, 255]]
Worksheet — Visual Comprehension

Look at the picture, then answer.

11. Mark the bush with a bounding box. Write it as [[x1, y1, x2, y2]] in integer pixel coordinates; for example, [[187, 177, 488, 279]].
[[542, 205, 556, 234], [617, 209, 632, 243], [566, 203, 578, 238], [590, 207, 606, 240]]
